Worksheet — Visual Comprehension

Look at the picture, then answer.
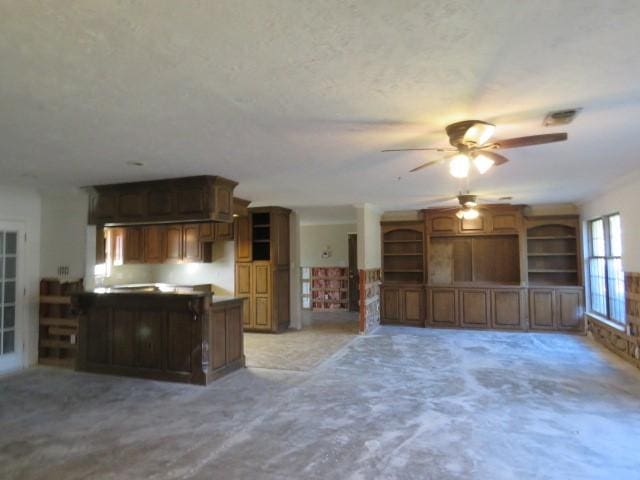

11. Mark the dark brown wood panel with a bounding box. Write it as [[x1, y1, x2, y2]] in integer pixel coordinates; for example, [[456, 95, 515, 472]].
[[123, 227, 145, 264], [136, 311, 163, 370], [182, 223, 202, 262], [430, 288, 457, 326], [215, 222, 234, 241], [226, 305, 242, 363], [86, 307, 110, 364], [143, 225, 165, 263], [147, 190, 174, 216], [529, 289, 555, 330], [254, 296, 270, 328], [164, 225, 183, 263], [382, 287, 401, 323], [492, 289, 524, 330], [459, 289, 490, 327], [254, 263, 270, 295], [234, 216, 252, 262], [235, 263, 251, 297], [118, 192, 145, 219], [557, 289, 584, 331], [460, 216, 485, 232], [211, 309, 227, 369], [112, 309, 136, 366], [167, 311, 192, 373], [403, 288, 424, 325]]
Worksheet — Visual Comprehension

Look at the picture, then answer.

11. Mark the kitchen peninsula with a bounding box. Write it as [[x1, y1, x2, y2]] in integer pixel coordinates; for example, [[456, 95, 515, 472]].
[[73, 287, 244, 385]]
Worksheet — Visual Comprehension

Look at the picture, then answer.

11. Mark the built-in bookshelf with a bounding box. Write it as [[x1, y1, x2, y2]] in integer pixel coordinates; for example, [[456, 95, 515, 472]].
[[251, 212, 271, 261], [382, 223, 424, 284], [527, 222, 579, 286], [303, 267, 349, 311]]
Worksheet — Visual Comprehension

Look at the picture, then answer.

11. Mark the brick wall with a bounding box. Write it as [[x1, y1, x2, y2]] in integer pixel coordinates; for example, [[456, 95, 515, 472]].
[[589, 272, 640, 369], [358, 269, 381, 334]]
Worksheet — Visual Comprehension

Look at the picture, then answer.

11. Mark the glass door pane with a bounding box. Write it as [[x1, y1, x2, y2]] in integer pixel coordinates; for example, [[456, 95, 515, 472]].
[[1, 231, 17, 355]]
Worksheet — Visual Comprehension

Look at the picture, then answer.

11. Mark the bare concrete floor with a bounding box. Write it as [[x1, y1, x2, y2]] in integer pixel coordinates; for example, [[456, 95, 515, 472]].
[[2, 327, 640, 479]]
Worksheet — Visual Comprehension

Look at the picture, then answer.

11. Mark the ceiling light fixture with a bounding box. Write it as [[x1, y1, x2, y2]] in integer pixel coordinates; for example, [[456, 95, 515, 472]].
[[456, 207, 480, 220], [462, 122, 496, 146], [449, 154, 470, 178], [473, 154, 495, 174]]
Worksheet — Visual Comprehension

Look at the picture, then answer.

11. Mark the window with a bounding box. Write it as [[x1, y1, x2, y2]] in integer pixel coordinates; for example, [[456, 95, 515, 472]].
[[588, 214, 625, 323]]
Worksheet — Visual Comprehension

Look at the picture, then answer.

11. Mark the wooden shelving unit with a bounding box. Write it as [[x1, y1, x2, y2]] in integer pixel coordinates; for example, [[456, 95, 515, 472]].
[[527, 222, 580, 286], [309, 267, 348, 311], [39, 278, 83, 368], [382, 224, 425, 284]]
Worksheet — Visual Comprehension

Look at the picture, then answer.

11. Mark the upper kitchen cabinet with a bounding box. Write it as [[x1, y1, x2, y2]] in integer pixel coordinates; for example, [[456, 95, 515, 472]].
[[88, 176, 238, 225]]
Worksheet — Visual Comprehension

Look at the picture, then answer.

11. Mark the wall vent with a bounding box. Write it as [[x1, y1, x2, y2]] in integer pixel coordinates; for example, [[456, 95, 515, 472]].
[[543, 108, 581, 126]]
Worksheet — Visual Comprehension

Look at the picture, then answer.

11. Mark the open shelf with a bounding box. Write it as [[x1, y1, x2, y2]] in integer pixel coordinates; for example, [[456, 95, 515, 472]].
[[383, 226, 424, 284], [526, 223, 579, 286]]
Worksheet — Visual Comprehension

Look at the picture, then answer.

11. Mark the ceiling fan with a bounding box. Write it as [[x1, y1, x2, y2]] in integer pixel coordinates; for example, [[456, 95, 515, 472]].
[[382, 120, 567, 178], [425, 192, 513, 220]]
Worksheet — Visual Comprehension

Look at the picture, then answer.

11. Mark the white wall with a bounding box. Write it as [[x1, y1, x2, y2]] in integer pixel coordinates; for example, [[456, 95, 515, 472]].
[[0, 185, 41, 368], [356, 204, 381, 269], [40, 189, 88, 280], [299, 223, 356, 267], [580, 169, 640, 272]]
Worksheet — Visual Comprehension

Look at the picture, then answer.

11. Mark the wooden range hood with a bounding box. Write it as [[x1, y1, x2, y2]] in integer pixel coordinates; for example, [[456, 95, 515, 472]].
[[87, 176, 242, 226]]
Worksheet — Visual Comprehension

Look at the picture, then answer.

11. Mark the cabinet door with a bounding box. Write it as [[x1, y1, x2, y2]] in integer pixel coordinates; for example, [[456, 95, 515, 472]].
[[492, 289, 525, 330], [429, 288, 458, 326], [253, 263, 270, 296], [557, 289, 584, 331], [147, 190, 174, 217], [211, 308, 227, 369], [235, 264, 252, 328], [529, 289, 555, 330], [177, 187, 206, 215], [90, 191, 117, 223], [234, 217, 252, 262], [164, 225, 183, 263], [402, 288, 424, 325], [253, 296, 270, 329], [123, 227, 145, 264], [143, 225, 165, 263], [199, 222, 215, 242], [215, 222, 234, 241], [459, 289, 490, 328], [183, 223, 202, 262], [429, 215, 457, 234], [382, 287, 401, 323], [460, 216, 485, 233], [135, 310, 163, 370]]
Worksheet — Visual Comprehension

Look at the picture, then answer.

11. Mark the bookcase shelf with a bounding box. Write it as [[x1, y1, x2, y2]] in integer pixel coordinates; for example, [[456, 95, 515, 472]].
[[526, 221, 580, 286], [301, 267, 349, 311], [382, 223, 425, 284]]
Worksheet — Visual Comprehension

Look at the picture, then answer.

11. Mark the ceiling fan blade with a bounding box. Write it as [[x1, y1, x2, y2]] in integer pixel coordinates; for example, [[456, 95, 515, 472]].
[[409, 159, 444, 172], [490, 133, 567, 150], [424, 195, 458, 205], [382, 147, 457, 153], [477, 151, 509, 166]]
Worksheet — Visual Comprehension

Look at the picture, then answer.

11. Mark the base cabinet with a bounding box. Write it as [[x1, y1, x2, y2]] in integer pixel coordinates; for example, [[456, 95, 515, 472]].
[[459, 289, 491, 328], [529, 287, 584, 332], [428, 288, 458, 327], [492, 289, 526, 330], [381, 285, 424, 326]]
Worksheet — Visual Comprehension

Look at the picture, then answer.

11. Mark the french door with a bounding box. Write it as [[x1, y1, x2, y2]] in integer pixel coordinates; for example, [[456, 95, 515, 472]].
[[0, 223, 23, 373]]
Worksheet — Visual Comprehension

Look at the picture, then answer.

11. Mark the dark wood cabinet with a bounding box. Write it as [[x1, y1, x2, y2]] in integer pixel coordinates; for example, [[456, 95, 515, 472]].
[[215, 222, 234, 241], [164, 225, 183, 263], [143, 226, 165, 263], [557, 289, 584, 330], [182, 223, 202, 262], [123, 227, 144, 264], [381, 285, 424, 326], [492, 289, 526, 330], [199, 222, 215, 242], [88, 176, 237, 225], [75, 293, 245, 385], [234, 207, 291, 333], [428, 287, 458, 327], [459, 288, 491, 328], [95, 227, 106, 265], [529, 287, 584, 332]]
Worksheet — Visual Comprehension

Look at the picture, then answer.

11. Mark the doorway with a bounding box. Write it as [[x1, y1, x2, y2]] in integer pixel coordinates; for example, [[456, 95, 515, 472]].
[[348, 233, 359, 312], [0, 223, 23, 373]]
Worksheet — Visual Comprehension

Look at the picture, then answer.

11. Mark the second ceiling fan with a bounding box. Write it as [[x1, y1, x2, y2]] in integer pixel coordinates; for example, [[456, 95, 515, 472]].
[[382, 120, 567, 178]]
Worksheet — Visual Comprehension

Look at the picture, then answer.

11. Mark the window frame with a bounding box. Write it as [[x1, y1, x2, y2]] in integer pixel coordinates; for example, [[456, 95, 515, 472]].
[[587, 213, 624, 324]]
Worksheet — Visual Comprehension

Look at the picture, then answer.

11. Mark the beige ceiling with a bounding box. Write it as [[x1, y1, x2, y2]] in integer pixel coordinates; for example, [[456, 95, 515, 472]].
[[1, 1, 640, 212]]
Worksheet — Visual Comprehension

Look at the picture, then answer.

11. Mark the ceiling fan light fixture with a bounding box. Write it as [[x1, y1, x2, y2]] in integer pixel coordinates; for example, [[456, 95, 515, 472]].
[[463, 122, 495, 146], [449, 154, 470, 178], [473, 154, 495, 174], [456, 207, 479, 220]]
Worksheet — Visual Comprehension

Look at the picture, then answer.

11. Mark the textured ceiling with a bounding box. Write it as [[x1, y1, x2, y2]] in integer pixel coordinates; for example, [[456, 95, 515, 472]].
[[1, 1, 640, 213]]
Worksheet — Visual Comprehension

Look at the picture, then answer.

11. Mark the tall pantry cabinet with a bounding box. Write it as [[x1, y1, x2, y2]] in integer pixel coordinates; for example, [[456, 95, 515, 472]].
[[235, 207, 291, 332]]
